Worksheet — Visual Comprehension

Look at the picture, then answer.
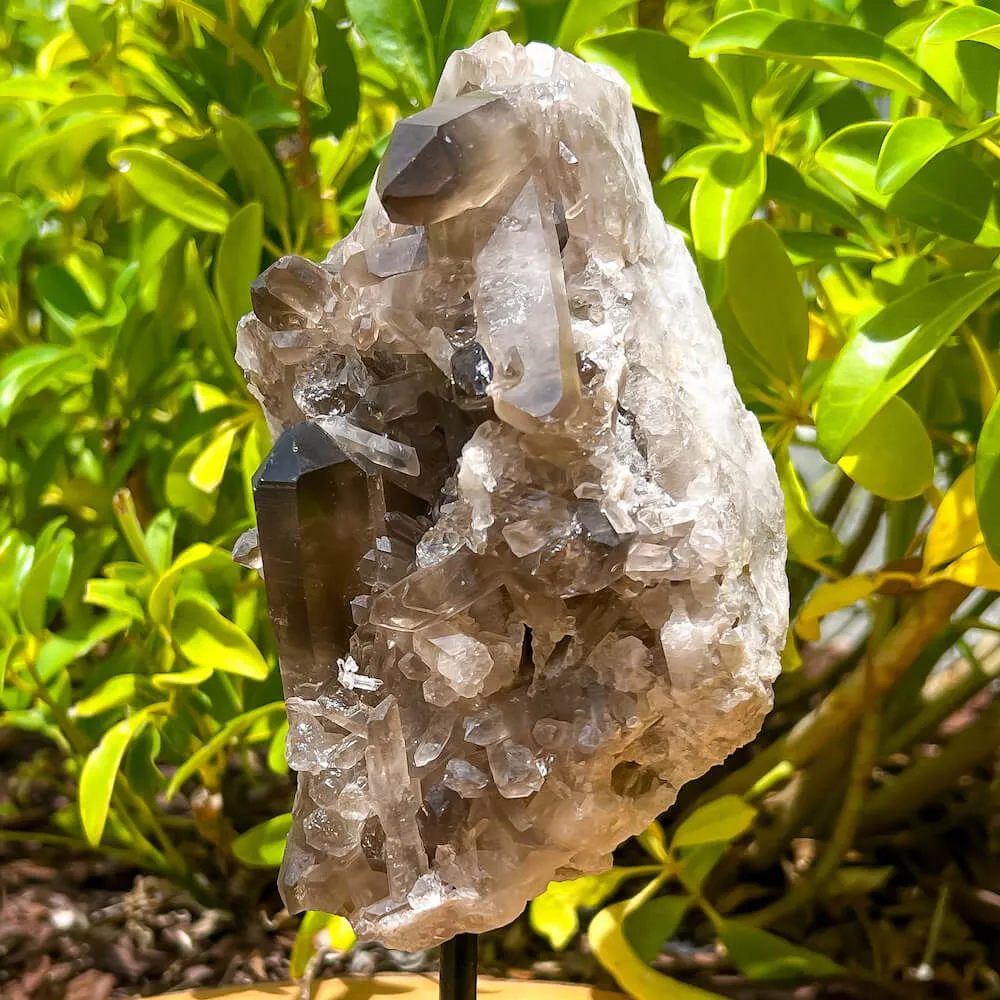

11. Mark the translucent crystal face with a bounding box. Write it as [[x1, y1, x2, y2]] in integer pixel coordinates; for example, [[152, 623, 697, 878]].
[[237, 32, 788, 951]]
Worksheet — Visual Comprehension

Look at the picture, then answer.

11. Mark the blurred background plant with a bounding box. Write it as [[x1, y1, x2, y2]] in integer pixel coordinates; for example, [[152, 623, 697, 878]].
[[2, 0, 1000, 996]]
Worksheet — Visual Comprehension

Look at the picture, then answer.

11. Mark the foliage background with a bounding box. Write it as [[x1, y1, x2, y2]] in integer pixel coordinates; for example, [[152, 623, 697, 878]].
[[2, 0, 1000, 995]]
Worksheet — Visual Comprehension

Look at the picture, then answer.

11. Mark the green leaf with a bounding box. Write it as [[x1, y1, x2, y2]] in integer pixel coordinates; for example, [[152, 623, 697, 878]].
[[345, 0, 435, 103], [780, 232, 880, 267], [110, 147, 233, 233], [672, 796, 756, 849], [148, 543, 219, 625], [530, 869, 642, 951], [268, 718, 289, 774], [211, 107, 289, 231], [817, 122, 1000, 246], [692, 11, 954, 108], [290, 911, 356, 976], [19, 533, 73, 634], [214, 204, 262, 334], [677, 842, 729, 895], [837, 396, 933, 501], [172, 598, 269, 681], [84, 578, 146, 621], [79, 705, 162, 846], [267, 8, 313, 86], [73, 674, 141, 718], [589, 902, 724, 1000], [232, 812, 293, 867], [976, 395, 1000, 564], [152, 664, 213, 690], [816, 271, 1000, 461], [578, 30, 740, 133], [718, 920, 843, 980], [556, 0, 634, 49], [0, 345, 82, 425], [165, 702, 284, 798], [875, 117, 960, 195], [185, 240, 246, 390], [624, 896, 689, 964], [144, 511, 177, 575], [314, 8, 361, 137], [764, 156, 859, 231], [690, 143, 766, 303], [35, 614, 132, 680], [777, 449, 841, 563], [726, 221, 808, 387], [430, 0, 496, 65], [188, 423, 239, 493]]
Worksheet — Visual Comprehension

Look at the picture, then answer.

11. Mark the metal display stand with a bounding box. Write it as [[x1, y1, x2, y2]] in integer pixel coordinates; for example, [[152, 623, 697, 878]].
[[440, 933, 478, 1000]]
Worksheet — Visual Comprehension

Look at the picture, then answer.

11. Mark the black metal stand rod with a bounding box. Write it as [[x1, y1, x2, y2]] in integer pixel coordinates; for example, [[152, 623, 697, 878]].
[[440, 932, 478, 1000]]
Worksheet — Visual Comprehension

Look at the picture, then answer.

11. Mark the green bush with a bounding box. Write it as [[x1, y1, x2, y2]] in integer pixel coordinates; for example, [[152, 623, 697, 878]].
[[3, 0, 1000, 994]]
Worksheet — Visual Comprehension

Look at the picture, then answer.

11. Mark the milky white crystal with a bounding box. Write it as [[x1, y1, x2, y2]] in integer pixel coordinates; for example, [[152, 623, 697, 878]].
[[238, 31, 788, 950]]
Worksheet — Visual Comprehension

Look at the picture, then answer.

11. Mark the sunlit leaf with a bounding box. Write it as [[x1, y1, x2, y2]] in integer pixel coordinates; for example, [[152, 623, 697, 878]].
[[837, 397, 933, 501], [172, 598, 270, 681], [232, 812, 292, 867], [672, 795, 756, 849]]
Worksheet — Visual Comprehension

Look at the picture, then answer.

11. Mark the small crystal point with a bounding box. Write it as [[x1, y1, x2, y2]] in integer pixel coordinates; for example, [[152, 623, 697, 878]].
[[251, 255, 334, 329], [376, 91, 534, 225]]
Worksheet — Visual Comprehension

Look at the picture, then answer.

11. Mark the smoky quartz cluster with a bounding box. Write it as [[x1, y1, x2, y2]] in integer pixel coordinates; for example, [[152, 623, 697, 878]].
[[235, 33, 788, 949]]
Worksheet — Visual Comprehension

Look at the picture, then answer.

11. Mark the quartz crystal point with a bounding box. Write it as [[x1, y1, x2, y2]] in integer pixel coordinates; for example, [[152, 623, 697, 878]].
[[238, 32, 788, 950]]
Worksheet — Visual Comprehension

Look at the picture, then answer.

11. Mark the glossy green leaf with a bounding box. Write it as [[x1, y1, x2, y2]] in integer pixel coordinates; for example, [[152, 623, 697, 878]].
[[35, 614, 132, 680], [232, 812, 293, 867], [875, 117, 960, 195], [690, 143, 765, 303], [777, 449, 841, 563], [144, 510, 177, 575], [429, 0, 496, 64], [780, 232, 880, 267], [152, 664, 213, 689], [976, 394, 1000, 563], [672, 795, 756, 849], [268, 718, 289, 774], [110, 147, 233, 233], [172, 598, 269, 681], [79, 705, 162, 845], [837, 396, 933, 501], [692, 11, 954, 107], [589, 902, 723, 1000], [345, 0, 435, 102], [212, 106, 289, 231], [817, 122, 1000, 246], [816, 271, 1000, 461], [579, 30, 740, 133], [727, 221, 808, 386], [718, 920, 843, 980]]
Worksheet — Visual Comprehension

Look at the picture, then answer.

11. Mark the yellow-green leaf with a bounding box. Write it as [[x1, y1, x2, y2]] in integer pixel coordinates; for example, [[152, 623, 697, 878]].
[[590, 902, 724, 1000], [672, 795, 756, 849], [79, 705, 163, 845], [214, 202, 263, 334], [718, 919, 843, 980], [172, 598, 269, 681], [777, 449, 841, 564], [924, 466, 981, 571], [837, 396, 934, 501], [727, 221, 808, 387], [232, 812, 292, 867], [110, 146, 233, 233], [148, 542, 218, 624], [290, 911, 356, 977], [795, 574, 878, 641], [530, 869, 642, 951]]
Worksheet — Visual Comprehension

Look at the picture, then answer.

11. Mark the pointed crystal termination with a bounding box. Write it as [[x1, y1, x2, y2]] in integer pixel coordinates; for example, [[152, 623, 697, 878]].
[[376, 91, 535, 225], [240, 31, 787, 952], [474, 177, 581, 431]]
